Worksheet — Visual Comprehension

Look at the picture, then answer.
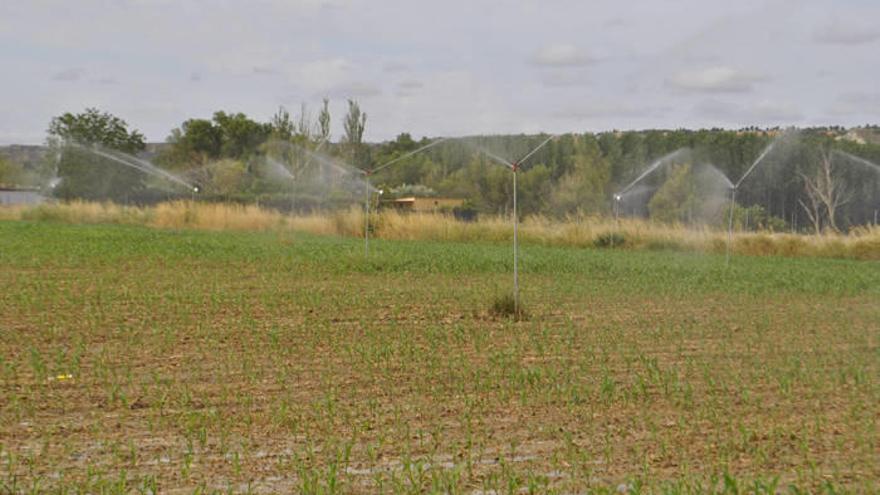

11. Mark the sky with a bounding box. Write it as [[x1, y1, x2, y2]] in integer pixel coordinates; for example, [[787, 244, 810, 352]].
[[1, 0, 879, 145]]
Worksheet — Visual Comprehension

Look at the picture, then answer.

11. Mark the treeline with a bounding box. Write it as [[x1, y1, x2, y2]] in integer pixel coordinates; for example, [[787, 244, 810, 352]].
[[31, 105, 880, 232]]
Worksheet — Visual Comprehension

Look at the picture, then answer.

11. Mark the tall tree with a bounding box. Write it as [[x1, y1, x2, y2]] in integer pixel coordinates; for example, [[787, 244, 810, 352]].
[[270, 106, 295, 141], [342, 99, 367, 168], [318, 97, 331, 144]]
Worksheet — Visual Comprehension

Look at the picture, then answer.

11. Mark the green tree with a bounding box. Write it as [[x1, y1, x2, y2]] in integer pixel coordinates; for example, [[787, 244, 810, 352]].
[[317, 97, 331, 144], [213, 111, 272, 159], [48, 108, 147, 201], [163, 118, 223, 167], [550, 136, 610, 216], [342, 99, 367, 168], [270, 106, 295, 141]]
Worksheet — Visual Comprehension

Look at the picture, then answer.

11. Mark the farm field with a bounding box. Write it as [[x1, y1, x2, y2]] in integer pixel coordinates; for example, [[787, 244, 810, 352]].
[[1, 221, 879, 494]]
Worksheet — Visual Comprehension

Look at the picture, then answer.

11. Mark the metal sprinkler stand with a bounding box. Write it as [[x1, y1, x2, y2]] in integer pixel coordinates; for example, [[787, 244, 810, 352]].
[[474, 134, 556, 319], [612, 194, 622, 248], [511, 161, 520, 317], [726, 186, 737, 266], [364, 170, 373, 257], [359, 138, 450, 258]]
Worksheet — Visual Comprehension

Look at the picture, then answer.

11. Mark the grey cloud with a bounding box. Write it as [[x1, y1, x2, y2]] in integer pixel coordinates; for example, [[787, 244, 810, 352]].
[[252, 66, 281, 75], [553, 102, 668, 120], [395, 80, 423, 98], [667, 67, 765, 93], [382, 62, 409, 73], [813, 19, 880, 45], [828, 92, 880, 116], [94, 76, 118, 85], [189, 72, 202, 82], [51, 68, 85, 82], [529, 44, 595, 67], [541, 70, 591, 88], [398, 80, 423, 90], [695, 99, 803, 123], [325, 82, 381, 99]]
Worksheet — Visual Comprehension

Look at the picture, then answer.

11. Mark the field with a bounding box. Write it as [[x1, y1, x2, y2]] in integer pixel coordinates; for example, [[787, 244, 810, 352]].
[[1, 220, 879, 493]]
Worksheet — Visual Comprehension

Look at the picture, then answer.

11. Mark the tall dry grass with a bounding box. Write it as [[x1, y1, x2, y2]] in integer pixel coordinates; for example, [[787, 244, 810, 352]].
[[2, 200, 878, 260]]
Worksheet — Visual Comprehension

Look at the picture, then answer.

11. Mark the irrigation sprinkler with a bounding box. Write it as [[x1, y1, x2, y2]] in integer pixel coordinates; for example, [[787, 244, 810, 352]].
[[476, 135, 556, 317], [725, 186, 736, 265], [726, 141, 777, 265], [68, 142, 198, 195], [359, 138, 448, 256], [613, 194, 622, 221]]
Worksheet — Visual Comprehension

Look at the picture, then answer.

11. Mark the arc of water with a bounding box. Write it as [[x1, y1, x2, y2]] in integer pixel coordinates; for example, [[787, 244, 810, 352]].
[[617, 148, 689, 196], [475, 135, 558, 172], [735, 141, 776, 189], [371, 138, 449, 175], [478, 147, 516, 169], [727, 140, 779, 265], [832, 150, 880, 174], [516, 135, 556, 168], [72, 143, 196, 191]]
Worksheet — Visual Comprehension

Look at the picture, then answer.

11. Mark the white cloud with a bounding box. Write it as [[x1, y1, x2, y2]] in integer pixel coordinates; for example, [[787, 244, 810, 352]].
[[813, 19, 880, 45], [529, 44, 595, 67], [667, 66, 764, 93]]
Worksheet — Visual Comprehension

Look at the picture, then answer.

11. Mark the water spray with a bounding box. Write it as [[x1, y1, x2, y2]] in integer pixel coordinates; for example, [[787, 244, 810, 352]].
[[615, 148, 690, 199], [66, 142, 197, 193], [726, 140, 778, 265]]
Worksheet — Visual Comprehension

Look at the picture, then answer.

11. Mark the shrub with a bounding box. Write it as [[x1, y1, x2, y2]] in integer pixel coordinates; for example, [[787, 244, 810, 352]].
[[593, 232, 626, 248], [489, 293, 528, 321]]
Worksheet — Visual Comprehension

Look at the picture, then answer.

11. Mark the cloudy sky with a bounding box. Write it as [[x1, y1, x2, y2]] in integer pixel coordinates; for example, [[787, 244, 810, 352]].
[[1, 0, 879, 144]]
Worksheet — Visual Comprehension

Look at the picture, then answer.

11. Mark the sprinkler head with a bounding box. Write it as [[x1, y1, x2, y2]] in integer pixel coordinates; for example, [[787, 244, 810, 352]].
[[378, 189, 384, 195], [613, 194, 622, 201], [193, 186, 200, 193]]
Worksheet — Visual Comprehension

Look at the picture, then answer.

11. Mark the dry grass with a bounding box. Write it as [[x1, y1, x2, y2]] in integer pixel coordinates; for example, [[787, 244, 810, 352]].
[[2, 200, 879, 260]]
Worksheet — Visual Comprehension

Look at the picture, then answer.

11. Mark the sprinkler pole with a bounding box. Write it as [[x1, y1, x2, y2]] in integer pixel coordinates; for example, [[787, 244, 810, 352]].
[[364, 175, 371, 257], [512, 163, 519, 316], [726, 186, 736, 266], [612, 194, 621, 248]]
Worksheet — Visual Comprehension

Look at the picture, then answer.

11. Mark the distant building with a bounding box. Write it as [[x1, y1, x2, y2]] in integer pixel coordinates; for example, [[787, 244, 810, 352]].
[[0, 187, 45, 206], [382, 196, 465, 213]]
